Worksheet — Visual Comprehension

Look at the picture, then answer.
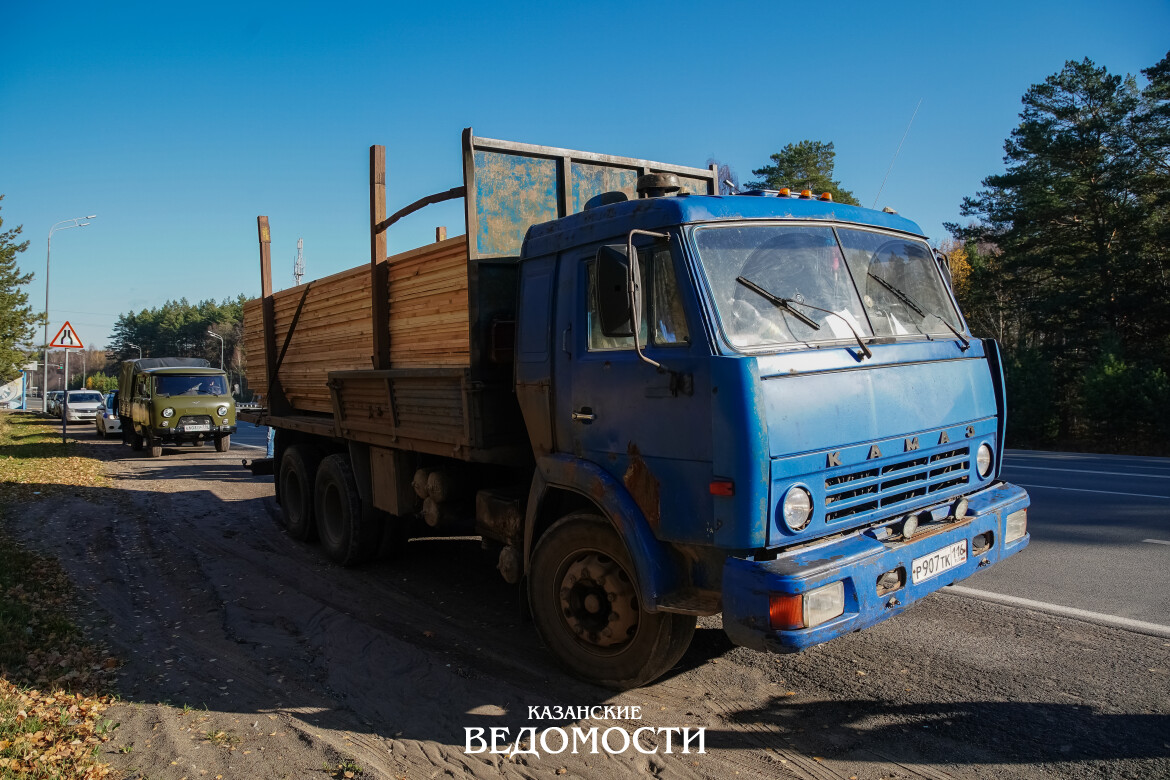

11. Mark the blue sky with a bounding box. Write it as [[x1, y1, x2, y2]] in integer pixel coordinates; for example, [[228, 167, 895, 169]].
[[2, 0, 1167, 348]]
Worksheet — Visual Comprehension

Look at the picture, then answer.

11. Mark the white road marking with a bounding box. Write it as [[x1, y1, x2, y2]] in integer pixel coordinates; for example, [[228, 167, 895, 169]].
[[1005, 465, 1170, 479], [1016, 483, 1169, 500], [1143, 539, 1170, 546], [946, 586, 1170, 639]]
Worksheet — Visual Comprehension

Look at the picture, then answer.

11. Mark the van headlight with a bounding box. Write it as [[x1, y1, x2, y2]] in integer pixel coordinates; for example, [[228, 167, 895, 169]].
[[782, 486, 813, 531], [976, 443, 993, 477], [162, 408, 174, 418], [217, 404, 229, 417]]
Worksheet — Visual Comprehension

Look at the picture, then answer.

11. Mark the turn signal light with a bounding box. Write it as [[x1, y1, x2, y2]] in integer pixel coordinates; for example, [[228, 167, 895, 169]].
[[709, 479, 735, 497], [769, 593, 803, 630]]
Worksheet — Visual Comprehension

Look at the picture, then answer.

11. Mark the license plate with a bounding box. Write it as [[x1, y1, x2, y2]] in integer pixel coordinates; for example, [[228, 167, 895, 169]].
[[183, 424, 210, 432], [911, 540, 968, 584]]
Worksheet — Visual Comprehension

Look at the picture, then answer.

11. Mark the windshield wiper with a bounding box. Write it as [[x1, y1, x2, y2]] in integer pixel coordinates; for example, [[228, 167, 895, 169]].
[[783, 298, 874, 360], [867, 272, 925, 317], [867, 272, 969, 350], [736, 276, 820, 330], [737, 276, 872, 360]]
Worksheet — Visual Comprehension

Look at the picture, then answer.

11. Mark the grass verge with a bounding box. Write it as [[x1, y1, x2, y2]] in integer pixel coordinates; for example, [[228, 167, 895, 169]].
[[0, 412, 117, 779]]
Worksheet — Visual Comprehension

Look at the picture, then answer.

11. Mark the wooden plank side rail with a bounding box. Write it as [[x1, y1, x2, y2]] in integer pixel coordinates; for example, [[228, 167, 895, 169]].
[[241, 235, 471, 415]]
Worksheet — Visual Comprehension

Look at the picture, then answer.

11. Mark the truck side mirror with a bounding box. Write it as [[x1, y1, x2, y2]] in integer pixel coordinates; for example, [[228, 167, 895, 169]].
[[596, 245, 634, 337]]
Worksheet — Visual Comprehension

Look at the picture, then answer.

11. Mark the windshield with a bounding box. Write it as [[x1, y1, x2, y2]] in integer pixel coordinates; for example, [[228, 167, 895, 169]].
[[68, 392, 103, 404], [835, 228, 962, 338], [693, 223, 961, 350], [155, 375, 228, 396], [693, 224, 872, 349]]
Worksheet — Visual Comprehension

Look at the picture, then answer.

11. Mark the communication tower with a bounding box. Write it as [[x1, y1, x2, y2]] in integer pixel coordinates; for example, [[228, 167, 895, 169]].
[[293, 238, 305, 285]]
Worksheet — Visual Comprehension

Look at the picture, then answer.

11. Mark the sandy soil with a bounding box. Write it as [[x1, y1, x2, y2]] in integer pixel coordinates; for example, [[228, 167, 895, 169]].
[[8, 434, 1169, 779]]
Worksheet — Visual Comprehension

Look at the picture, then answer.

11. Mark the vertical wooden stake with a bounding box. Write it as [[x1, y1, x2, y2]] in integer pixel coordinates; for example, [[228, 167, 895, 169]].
[[436, 226, 447, 242], [258, 216, 284, 413], [370, 146, 390, 370]]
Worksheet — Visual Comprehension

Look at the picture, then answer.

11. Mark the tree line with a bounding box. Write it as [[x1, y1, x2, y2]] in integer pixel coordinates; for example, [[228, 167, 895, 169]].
[[108, 297, 250, 396], [946, 52, 1170, 455]]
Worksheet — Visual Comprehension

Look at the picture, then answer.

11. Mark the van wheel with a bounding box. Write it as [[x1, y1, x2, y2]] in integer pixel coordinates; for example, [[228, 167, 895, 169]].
[[314, 454, 381, 567], [529, 513, 696, 690], [278, 445, 320, 541], [215, 434, 231, 452]]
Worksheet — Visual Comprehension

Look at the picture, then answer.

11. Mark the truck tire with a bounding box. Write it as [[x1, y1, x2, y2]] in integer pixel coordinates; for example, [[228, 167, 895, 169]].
[[278, 445, 320, 542], [314, 453, 380, 567], [529, 513, 696, 690], [215, 434, 231, 452]]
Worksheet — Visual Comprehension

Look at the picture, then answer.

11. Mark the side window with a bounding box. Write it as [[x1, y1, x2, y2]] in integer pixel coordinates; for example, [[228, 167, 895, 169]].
[[586, 245, 690, 351], [650, 247, 690, 346]]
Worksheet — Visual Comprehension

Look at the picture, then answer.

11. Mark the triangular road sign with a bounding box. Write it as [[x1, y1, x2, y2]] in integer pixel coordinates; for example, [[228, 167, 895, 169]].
[[49, 321, 84, 349]]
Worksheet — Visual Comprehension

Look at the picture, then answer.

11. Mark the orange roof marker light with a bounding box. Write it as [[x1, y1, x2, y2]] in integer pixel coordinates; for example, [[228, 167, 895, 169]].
[[819, 192, 833, 202], [777, 187, 791, 197], [800, 189, 813, 199]]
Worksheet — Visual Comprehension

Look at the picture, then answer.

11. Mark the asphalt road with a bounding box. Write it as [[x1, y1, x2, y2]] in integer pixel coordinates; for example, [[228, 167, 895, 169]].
[[964, 449, 1170, 627], [231, 420, 271, 451]]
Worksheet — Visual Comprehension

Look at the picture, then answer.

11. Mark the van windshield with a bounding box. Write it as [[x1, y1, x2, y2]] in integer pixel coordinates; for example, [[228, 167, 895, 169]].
[[692, 223, 962, 351], [155, 375, 228, 396]]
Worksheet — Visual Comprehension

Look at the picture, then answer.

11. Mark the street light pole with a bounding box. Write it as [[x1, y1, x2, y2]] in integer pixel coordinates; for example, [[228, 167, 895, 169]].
[[43, 215, 96, 411], [207, 330, 224, 369], [127, 343, 142, 358]]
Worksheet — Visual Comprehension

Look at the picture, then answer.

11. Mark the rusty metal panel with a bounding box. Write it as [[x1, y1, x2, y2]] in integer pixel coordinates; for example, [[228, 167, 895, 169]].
[[570, 162, 638, 212], [463, 130, 718, 260], [471, 150, 559, 258]]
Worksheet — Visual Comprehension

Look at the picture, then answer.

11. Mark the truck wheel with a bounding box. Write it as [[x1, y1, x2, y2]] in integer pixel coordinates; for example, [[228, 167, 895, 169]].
[[215, 434, 231, 452], [278, 445, 320, 541], [314, 454, 380, 567], [529, 513, 696, 690]]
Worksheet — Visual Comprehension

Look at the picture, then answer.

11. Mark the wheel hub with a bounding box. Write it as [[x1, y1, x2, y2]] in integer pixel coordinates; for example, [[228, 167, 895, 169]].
[[558, 552, 639, 649]]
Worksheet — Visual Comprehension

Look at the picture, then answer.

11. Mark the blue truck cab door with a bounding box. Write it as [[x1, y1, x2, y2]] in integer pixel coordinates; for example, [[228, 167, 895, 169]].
[[550, 234, 714, 545]]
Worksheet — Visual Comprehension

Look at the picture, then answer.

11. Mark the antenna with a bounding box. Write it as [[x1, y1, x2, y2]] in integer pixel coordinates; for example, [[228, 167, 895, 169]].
[[293, 238, 304, 285], [872, 98, 923, 209]]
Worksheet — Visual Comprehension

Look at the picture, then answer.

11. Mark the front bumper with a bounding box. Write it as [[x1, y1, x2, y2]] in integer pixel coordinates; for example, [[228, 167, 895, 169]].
[[722, 482, 1029, 652], [66, 410, 99, 422], [151, 424, 236, 442]]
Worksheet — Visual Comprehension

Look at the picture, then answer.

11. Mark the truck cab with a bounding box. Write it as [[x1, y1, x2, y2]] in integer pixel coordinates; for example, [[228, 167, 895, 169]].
[[516, 183, 1029, 669]]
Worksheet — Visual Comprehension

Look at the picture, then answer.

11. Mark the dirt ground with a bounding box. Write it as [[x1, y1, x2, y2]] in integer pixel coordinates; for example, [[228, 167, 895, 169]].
[[7, 433, 1169, 779]]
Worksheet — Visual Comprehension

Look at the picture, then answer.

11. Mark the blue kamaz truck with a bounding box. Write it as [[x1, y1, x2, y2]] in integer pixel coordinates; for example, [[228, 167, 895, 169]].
[[241, 130, 1030, 689]]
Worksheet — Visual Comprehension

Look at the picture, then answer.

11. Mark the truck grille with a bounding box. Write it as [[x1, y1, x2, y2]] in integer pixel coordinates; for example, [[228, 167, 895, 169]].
[[824, 446, 970, 522]]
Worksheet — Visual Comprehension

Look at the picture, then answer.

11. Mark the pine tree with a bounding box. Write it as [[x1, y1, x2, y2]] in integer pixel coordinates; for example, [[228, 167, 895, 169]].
[[746, 140, 859, 205], [0, 196, 40, 383]]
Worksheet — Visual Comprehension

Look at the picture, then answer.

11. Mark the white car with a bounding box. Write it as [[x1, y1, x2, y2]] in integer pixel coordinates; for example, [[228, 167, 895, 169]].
[[62, 390, 105, 424], [95, 392, 121, 438]]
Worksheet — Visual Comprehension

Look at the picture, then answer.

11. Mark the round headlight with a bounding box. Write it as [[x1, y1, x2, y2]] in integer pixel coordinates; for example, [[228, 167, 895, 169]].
[[976, 443, 993, 477], [782, 486, 813, 531], [161, 407, 175, 418], [217, 404, 229, 417]]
